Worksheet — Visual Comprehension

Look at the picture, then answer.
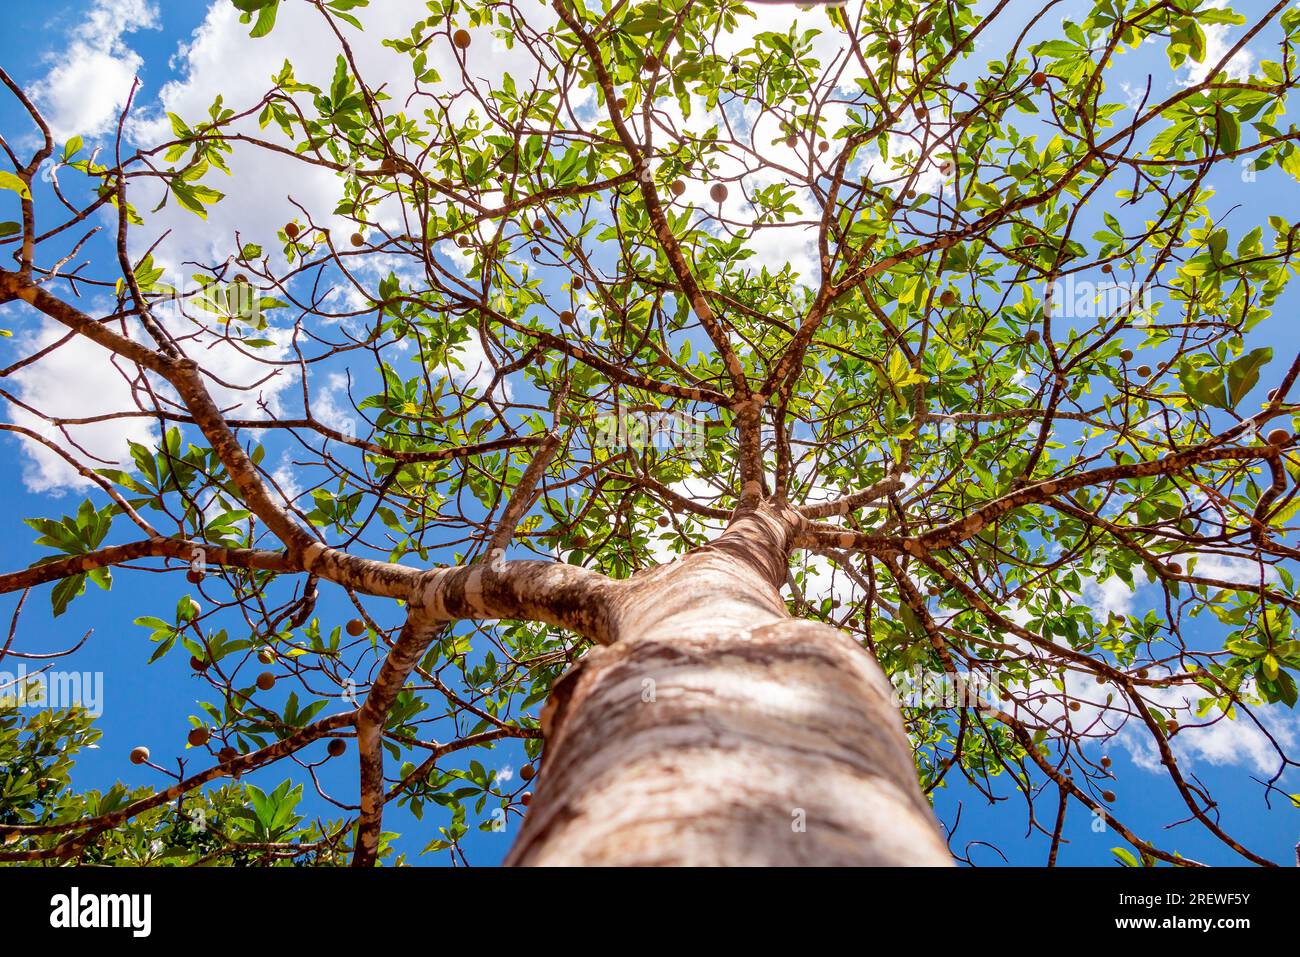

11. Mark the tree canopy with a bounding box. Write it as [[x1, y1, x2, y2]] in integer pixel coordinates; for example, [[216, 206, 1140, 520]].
[[3, 0, 1300, 866]]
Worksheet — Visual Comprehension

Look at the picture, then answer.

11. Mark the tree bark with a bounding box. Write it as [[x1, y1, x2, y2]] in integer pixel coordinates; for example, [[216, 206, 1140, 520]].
[[505, 505, 953, 866]]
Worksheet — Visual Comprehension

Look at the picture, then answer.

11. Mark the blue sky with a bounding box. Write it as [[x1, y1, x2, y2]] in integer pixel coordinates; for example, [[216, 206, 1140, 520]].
[[2, 0, 1299, 866]]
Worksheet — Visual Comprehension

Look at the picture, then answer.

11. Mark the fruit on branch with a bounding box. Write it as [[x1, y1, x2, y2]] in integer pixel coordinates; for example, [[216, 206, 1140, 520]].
[[559, 310, 576, 326], [218, 746, 238, 764], [571, 533, 588, 547], [709, 183, 728, 203], [380, 156, 399, 174], [186, 569, 204, 585], [1031, 71, 1048, 87], [615, 97, 628, 111], [327, 739, 347, 758], [129, 746, 150, 765], [520, 763, 535, 781], [887, 39, 901, 54], [1025, 329, 1040, 345], [188, 728, 209, 748], [818, 141, 829, 153], [190, 655, 208, 672], [1101, 263, 1113, 273], [657, 515, 670, 527], [1100, 756, 1112, 768], [452, 28, 471, 49], [520, 793, 532, 806], [571, 276, 584, 291], [285, 223, 300, 240], [530, 245, 541, 256], [670, 180, 686, 197], [1165, 562, 1181, 575], [1266, 428, 1291, 446], [1136, 365, 1151, 377], [1102, 790, 1116, 803], [643, 54, 660, 73], [346, 618, 365, 637], [1069, 701, 1081, 712], [257, 647, 276, 665], [1120, 349, 1134, 362], [256, 672, 277, 692], [938, 290, 956, 307], [350, 232, 365, 247]]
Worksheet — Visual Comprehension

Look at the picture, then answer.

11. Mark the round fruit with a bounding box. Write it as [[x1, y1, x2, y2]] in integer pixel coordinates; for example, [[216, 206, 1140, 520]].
[[256, 672, 276, 692], [1101, 263, 1113, 273], [785, 135, 797, 149], [1120, 349, 1134, 362], [559, 310, 576, 326], [1166, 720, 1178, 734], [452, 29, 471, 49], [915, 106, 928, 120], [530, 246, 541, 256], [257, 647, 275, 665], [186, 569, 203, 585], [1266, 428, 1290, 446], [1102, 790, 1116, 803], [615, 97, 628, 111], [1031, 71, 1048, 87], [456, 236, 470, 248], [190, 655, 208, 672], [130, 746, 150, 765], [327, 739, 347, 758], [571, 276, 584, 291], [643, 54, 660, 73], [1166, 561, 1181, 575], [346, 618, 365, 637], [1069, 701, 1081, 712], [818, 141, 829, 153], [1025, 330, 1041, 345], [656, 515, 670, 528], [285, 223, 300, 239], [350, 232, 365, 247], [670, 180, 686, 197], [887, 39, 901, 54], [218, 746, 237, 763], [188, 728, 209, 748], [1137, 365, 1151, 377], [939, 290, 957, 306], [520, 793, 532, 806], [1100, 756, 1112, 768], [234, 273, 249, 283], [709, 183, 728, 203], [380, 157, 398, 173], [571, 533, 588, 547], [520, 764, 535, 781]]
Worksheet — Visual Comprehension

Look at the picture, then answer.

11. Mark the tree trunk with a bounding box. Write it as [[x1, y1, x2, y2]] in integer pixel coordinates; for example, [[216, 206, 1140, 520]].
[[505, 506, 952, 866]]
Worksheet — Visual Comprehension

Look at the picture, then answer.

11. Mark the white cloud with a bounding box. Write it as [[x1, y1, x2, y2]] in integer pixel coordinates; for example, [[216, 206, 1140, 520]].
[[6, 319, 157, 494], [31, 0, 161, 141], [5, 305, 297, 494]]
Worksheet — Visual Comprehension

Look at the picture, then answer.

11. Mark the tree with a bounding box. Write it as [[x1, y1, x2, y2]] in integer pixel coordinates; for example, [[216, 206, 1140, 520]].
[[2, 0, 1300, 866]]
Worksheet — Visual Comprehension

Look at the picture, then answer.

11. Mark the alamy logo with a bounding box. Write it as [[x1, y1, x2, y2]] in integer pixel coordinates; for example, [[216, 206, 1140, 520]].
[[49, 887, 151, 938]]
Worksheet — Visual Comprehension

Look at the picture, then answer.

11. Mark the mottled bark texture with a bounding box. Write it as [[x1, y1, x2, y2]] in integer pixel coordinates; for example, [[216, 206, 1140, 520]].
[[506, 504, 953, 866]]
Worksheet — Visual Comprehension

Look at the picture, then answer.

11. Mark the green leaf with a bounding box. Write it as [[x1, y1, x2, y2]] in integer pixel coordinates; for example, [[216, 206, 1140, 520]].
[[0, 171, 31, 199], [1226, 347, 1272, 408]]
